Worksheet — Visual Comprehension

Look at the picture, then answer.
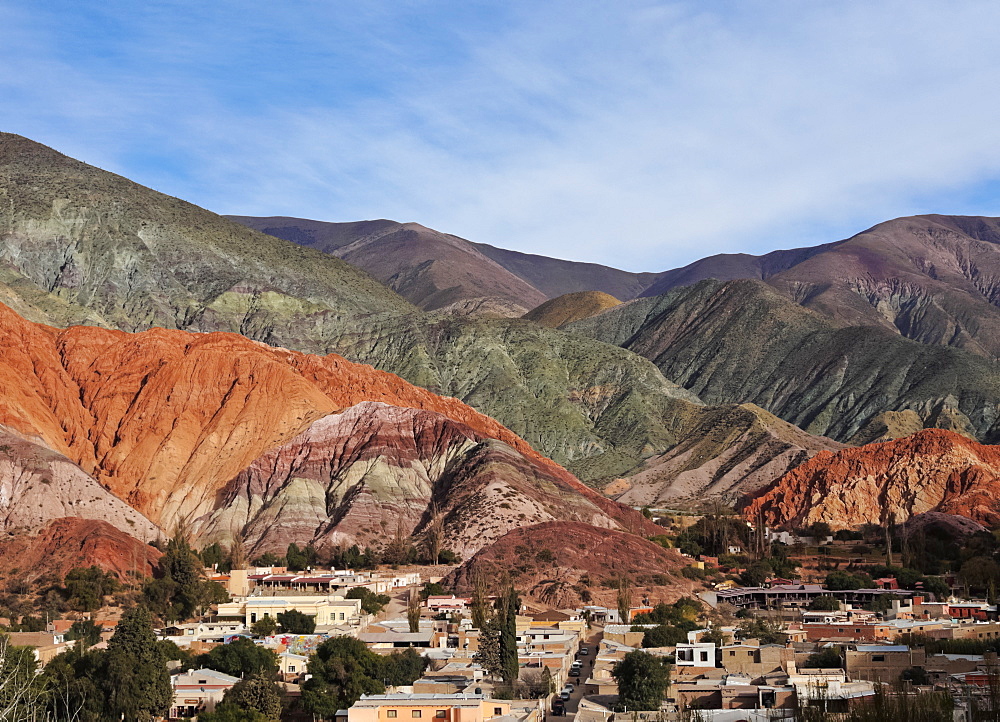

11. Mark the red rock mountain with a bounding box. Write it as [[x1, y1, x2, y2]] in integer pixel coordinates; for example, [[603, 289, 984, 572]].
[[743, 429, 1000, 529], [0, 518, 162, 583], [449, 521, 692, 608], [0, 302, 654, 558]]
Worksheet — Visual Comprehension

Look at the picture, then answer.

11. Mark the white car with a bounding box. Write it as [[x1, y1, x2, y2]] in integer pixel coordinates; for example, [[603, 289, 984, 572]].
[[564, 684, 574, 693]]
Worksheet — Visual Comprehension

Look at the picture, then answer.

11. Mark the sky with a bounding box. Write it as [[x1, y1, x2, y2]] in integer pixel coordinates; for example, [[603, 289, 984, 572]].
[[3, 1, 1000, 271]]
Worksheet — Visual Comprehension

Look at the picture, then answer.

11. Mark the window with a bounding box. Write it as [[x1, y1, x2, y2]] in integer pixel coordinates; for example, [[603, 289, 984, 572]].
[[387, 711, 397, 718], [729, 651, 736, 657], [435, 711, 446, 718], [872, 655, 885, 662], [412, 710, 422, 718], [494, 709, 503, 716], [289, 666, 296, 673]]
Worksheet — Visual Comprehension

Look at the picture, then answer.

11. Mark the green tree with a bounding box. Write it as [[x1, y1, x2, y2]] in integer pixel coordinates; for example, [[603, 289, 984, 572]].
[[612, 651, 670, 711], [220, 674, 282, 721], [616, 576, 633, 624], [197, 637, 278, 677], [104, 605, 171, 721], [642, 625, 687, 647], [470, 571, 491, 630], [804, 646, 842, 668], [198, 705, 270, 722], [64, 566, 120, 612], [200, 542, 228, 571], [959, 556, 1000, 595], [809, 522, 833, 539], [301, 637, 425, 716], [382, 648, 427, 685], [808, 596, 841, 611], [347, 587, 391, 615], [736, 618, 787, 645], [824, 570, 873, 591], [473, 617, 504, 679], [65, 619, 104, 647], [0, 635, 44, 718], [739, 563, 771, 587], [144, 531, 228, 621], [497, 584, 520, 684], [251, 616, 279, 637], [277, 609, 316, 634], [420, 581, 446, 599]]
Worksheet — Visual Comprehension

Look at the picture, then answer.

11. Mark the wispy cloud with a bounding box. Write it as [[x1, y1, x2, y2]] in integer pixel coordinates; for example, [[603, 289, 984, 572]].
[[3, 0, 1000, 270]]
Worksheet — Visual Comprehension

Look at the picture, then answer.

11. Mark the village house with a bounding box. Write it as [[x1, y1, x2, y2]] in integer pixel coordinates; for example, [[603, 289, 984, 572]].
[[217, 594, 365, 630], [6, 631, 72, 664], [169, 668, 240, 719], [347, 694, 528, 722], [719, 641, 795, 679], [845, 644, 926, 682]]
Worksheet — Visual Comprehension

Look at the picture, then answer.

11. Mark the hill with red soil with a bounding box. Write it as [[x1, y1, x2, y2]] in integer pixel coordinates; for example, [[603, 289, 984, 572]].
[[743, 429, 1000, 529], [0, 518, 161, 584], [448, 521, 692, 608], [0, 301, 655, 556]]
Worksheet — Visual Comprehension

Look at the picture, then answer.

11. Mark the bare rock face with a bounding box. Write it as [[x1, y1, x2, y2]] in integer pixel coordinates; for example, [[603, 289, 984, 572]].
[[448, 521, 692, 608], [0, 427, 159, 540], [197, 402, 659, 556], [744, 429, 1000, 529], [0, 517, 161, 583]]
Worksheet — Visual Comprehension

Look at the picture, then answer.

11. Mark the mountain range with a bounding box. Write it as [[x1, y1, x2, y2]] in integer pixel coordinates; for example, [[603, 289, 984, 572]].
[[5, 131, 1000, 580]]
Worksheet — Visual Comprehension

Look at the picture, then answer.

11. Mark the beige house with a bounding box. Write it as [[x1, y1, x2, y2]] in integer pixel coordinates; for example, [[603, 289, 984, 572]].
[[6, 631, 72, 664], [348, 694, 513, 722], [217, 595, 364, 628], [719, 642, 794, 678]]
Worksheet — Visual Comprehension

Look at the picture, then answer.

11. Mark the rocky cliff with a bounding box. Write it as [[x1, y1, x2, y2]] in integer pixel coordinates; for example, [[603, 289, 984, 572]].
[[743, 429, 1000, 529]]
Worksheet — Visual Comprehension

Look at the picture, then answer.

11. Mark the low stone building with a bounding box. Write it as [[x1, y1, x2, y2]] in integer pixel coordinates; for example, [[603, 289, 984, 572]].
[[845, 644, 926, 682]]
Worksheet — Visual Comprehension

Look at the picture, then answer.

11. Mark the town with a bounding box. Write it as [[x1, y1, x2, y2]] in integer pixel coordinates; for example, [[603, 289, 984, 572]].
[[5, 518, 1000, 722]]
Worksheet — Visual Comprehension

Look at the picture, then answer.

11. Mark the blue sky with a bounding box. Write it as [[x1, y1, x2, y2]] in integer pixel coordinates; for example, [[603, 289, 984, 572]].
[[3, 1, 1000, 271]]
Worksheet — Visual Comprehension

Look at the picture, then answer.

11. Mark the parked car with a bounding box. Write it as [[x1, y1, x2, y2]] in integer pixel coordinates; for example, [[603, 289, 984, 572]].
[[579, 646, 590, 655], [560, 691, 571, 701], [552, 700, 566, 716], [564, 684, 574, 693]]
